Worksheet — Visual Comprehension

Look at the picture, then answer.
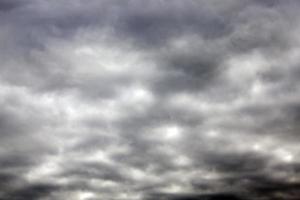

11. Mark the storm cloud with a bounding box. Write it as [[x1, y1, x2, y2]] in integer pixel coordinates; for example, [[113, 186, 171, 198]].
[[0, 0, 300, 199]]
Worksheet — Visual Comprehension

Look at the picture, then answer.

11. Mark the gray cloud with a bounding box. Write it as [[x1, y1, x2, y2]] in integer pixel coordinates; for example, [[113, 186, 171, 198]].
[[0, 0, 300, 200]]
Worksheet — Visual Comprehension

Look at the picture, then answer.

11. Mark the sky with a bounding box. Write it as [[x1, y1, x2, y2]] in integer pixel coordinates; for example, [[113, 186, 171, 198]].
[[0, 0, 300, 199]]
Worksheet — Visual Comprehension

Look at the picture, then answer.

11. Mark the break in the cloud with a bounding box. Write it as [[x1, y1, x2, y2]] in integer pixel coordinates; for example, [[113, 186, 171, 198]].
[[0, 0, 300, 199]]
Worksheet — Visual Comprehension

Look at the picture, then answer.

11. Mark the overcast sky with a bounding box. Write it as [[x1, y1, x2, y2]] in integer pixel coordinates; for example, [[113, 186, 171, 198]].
[[0, 0, 300, 199]]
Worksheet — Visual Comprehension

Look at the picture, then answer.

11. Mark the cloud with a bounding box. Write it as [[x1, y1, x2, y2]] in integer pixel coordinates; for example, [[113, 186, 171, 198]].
[[1, 183, 59, 200], [0, 0, 27, 12], [0, 0, 300, 200]]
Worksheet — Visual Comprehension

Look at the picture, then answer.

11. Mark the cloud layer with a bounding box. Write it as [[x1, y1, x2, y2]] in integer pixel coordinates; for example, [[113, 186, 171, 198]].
[[1, 0, 300, 199]]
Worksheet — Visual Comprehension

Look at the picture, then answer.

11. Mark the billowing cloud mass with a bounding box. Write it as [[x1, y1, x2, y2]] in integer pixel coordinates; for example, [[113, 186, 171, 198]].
[[1, 0, 300, 199]]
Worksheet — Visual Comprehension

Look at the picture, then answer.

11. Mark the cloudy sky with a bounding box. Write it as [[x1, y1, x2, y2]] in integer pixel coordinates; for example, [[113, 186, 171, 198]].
[[1, 0, 300, 199]]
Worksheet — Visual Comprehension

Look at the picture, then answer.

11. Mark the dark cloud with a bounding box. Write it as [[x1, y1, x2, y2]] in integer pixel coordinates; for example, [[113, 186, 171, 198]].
[[0, 183, 59, 200], [202, 152, 268, 173], [0, 0, 25, 12], [0, 0, 299, 199], [145, 193, 246, 200]]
